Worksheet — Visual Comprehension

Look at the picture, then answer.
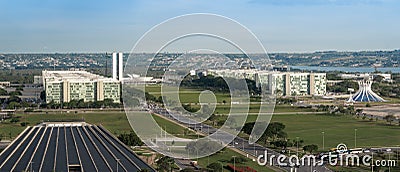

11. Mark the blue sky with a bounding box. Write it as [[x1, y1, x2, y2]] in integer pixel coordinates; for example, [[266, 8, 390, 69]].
[[0, 0, 399, 53]]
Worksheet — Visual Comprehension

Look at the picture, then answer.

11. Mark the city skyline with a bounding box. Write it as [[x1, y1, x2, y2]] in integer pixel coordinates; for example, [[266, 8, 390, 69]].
[[0, 0, 399, 53]]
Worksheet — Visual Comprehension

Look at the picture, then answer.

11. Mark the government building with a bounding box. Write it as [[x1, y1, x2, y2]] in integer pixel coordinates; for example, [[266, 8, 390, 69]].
[[42, 70, 120, 103], [207, 69, 327, 96], [41, 52, 124, 104]]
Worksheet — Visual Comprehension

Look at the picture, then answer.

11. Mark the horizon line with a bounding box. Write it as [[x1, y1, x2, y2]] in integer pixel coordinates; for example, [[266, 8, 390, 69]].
[[1, 48, 399, 54]]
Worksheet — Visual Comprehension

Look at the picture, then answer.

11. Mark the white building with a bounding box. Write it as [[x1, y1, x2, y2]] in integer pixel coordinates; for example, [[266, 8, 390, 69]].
[[207, 69, 327, 96], [42, 52, 124, 104], [42, 70, 120, 103]]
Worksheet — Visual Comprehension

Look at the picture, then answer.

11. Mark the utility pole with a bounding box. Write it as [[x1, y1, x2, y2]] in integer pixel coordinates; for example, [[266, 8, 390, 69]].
[[322, 131, 325, 151], [355, 129, 357, 148]]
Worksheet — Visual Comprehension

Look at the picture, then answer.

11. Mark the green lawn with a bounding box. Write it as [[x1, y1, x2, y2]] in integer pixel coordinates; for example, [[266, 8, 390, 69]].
[[3, 110, 400, 172], [204, 113, 400, 151], [197, 148, 275, 172], [270, 114, 400, 150], [3, 111, 399, 151], [152, 114, 199, 139], [0, 112, 132, 139], [145, 85, 231, 104], [203, 104, 315, 114], [0, 112, 201, 140]]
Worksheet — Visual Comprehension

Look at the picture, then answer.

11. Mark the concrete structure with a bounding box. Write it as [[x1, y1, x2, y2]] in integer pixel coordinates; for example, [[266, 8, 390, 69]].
[[0, 81, 10, 88], [339, 73, 392, 82], [208, 69, 327, 96], [112, 53, 117, 80], [118, 52, 123, 81], [112, 52, 124, 81], [33, 75, 43, 85], [42, 70, 120, 103], [347, 77, 385, 102], [0, 122, 155, 172]]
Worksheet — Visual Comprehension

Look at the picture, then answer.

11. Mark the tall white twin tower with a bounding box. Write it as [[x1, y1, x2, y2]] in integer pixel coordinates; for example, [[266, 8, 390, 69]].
[[112, 52, 123, 81]]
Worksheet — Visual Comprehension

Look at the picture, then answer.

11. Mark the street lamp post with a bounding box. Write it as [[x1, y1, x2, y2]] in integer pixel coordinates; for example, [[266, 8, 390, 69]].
[[354, 129, 357, 148], [322, 131, 325, 151], [296, 137, 299, 157], [232, 156, 237, 171]]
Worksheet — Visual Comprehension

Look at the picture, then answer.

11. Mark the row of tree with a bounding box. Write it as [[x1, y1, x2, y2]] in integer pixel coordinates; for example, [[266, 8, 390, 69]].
[[180, 75, 261, 95], [42, 99, 120, 109]]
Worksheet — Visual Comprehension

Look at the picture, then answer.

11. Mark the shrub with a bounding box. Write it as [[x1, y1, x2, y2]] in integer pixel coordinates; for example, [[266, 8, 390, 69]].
[[20, 122, 29, 127]]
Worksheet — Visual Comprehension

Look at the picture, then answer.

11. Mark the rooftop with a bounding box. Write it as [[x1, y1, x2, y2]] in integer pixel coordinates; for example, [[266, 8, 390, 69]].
[[42, 70, 118, 83], [0, 122, 155, 172]]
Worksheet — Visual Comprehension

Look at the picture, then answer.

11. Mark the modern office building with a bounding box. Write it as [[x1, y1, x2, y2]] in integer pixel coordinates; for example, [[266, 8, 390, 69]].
[[42, 52, 125, 104], [42, 70, 120, 104], [207, 69, 327, 96]]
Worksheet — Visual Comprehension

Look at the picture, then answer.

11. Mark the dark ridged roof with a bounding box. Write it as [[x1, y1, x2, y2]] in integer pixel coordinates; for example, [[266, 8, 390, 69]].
[[0, 122, 155, 172]]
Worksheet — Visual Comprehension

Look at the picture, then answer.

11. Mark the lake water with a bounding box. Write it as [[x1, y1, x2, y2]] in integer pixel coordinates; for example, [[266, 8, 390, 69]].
[[290, 66, 400, 73]]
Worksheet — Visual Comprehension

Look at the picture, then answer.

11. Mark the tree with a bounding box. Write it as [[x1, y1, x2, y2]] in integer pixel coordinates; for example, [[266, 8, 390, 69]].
[[384, 113, 396, 125], [199, 104, 212, 119], [327, 80, 358, 93], [6, 101, 21, 109], [230, 156, 247, 164], [117, 131, 143, 146], [243, 122, 287, 145], [356, 109, 363, 116], [9, 91, 22, 96], [264, 122, 287, 142], [139, 169, 151, 172], [40, 90, 46, 101], [271, 140, 289, 149], [207, 162, 223, 172], [226, 117, 236, 128], [20, 122, 29, 127], [180, 168, 195, 172], [242, 122, 255, 135], [373, 75, 384, 83], [8, 95, 21, 103], [185, 140, 221, 155], [208, 114, 218, 126], [362, 115, 367, 120], [156, 156, 175, 172], [0, 88, 8, 96], [303, 144, 318, 153]]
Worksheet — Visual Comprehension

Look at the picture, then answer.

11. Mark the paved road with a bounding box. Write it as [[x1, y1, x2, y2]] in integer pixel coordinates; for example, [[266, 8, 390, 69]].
[[150, 106, 332, 172]]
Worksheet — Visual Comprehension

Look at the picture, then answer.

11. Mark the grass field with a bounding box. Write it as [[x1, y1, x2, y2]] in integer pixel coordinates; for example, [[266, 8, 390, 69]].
[[192, 104, 315, 114], [0, 111, 200, 140], [151, 114, 199, 139], [203, 113, 400, 150], [145, 85, 231, 103], [2, 110, 400, 172], [0, 112, 132, 139], [267, 114, 400, 150], [197, 148, 275, 172], [3, 112, 400, 150]]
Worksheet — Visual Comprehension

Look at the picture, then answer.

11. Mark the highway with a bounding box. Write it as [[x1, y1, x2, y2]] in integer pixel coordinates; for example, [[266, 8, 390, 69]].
[[149, 106, 332, 172]]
